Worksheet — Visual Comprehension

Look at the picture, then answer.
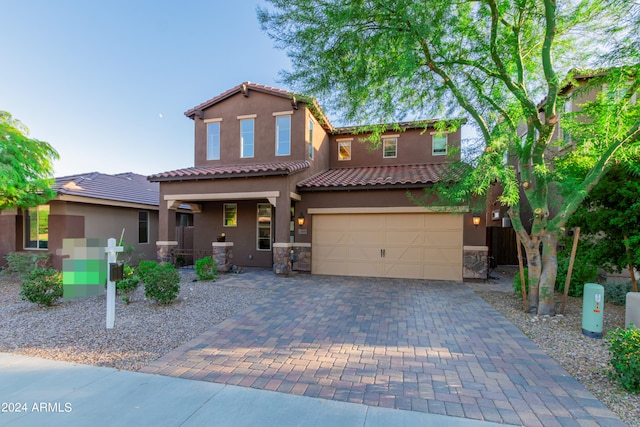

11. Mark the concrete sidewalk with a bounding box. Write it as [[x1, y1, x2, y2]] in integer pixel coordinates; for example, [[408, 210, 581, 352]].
[[0, 353, 511, 426]]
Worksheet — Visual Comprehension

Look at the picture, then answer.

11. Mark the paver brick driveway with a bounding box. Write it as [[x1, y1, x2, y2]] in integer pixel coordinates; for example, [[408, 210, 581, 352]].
[[141, 270, 624, 426]]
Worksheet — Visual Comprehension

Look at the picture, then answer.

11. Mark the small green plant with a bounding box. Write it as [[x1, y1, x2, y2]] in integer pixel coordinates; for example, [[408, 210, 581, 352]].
[[136, 260, 158, 285], [116, 264, 139, 304], [143, 262, 180, 304], [604, 281, 633, 306], [4, 252, 50, 278], [19, 268, 63, 307], [195, 256, 218, 281], [606, 324, 640, 393], [513, 267, 529, 298]]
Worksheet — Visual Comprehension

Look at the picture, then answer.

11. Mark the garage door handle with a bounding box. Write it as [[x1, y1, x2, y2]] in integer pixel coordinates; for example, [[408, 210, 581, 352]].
[[381, 249, 386, 258]]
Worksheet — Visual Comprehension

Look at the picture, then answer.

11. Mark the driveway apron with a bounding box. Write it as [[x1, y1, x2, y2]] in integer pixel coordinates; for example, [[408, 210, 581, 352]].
[[140, 270, 624, 427]]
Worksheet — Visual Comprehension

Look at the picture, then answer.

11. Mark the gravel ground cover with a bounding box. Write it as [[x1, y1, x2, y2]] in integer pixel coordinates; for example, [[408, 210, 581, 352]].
[[0, 269, 270, 371], [1, 267, 637, 425]]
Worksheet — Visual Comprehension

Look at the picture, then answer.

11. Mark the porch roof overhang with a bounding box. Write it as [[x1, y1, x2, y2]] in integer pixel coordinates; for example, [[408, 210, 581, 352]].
[[148, 161, 311, 183], [165, 191, 302, 210]]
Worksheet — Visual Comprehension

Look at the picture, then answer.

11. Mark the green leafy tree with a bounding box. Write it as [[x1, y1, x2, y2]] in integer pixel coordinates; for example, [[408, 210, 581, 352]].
[[0, 111, 58, 210], [259, 0, 640, 315], [566, 162, 640, 291]]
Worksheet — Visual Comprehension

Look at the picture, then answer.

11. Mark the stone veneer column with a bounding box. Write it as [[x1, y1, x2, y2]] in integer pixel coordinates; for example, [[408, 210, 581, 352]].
[[291, 243, 311, 272], [272, 243, 292, 275], [212, 242, 233, 273], [463, 245, 489, 279], [156, 241, 178, 263]]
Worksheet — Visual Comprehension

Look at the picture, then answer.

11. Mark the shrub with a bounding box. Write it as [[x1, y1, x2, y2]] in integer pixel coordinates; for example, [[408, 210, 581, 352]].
[[604, 281, 633, 306], [606, 324, 640, 393], [136, 260, 158, 285], [195, 256, 218, 281], [513, 267, 529, 298], [555, 256, 598, 298], [116, 264, 139, 304], [4, 252, 50, 278], [20, 268, 63, 307], [143, 262, 180, 304]]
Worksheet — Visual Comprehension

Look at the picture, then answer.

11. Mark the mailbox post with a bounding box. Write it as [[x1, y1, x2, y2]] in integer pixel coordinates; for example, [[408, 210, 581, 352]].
[[104, 238, 123, 329]]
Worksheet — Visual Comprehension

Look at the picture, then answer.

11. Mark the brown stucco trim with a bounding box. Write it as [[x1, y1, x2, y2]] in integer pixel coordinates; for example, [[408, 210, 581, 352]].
[[57, 195, 158, 210]]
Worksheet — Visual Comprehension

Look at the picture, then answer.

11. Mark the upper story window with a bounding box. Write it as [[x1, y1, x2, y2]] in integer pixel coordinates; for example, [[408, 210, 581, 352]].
[[383, 137, 397, 158], [432, 134, 448, 156], [338, 140, 351, 161], [24, 205, 49, 249], [224, 203, 237, 227], [138, 211, 149, 244], [239, 116, 255, 158], [206, 120, 221, 160], [308, 120, 314, 160], [275, 115, 291, 156]]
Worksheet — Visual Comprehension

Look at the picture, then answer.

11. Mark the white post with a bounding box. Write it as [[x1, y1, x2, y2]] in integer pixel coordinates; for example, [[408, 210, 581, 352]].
[[104, 238, 123, 329]]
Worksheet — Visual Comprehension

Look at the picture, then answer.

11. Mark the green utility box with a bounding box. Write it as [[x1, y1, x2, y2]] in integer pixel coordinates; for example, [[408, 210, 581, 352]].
[[582, 283, 604, 339]]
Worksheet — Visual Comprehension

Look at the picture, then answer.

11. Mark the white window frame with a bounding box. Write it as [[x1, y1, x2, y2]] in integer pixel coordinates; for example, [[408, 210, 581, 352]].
[[24, 205, 50, 250], [257, 203, 272, 251], [275, 115, 291, 156], [383, 137, 398, 158], [239, 117, 255, 158], [205, 119, 221, 160], [337, 140, 352, 161], [224, 203, 238, 227], [138, 211, 149, 244], [432, 134, 448, 156]]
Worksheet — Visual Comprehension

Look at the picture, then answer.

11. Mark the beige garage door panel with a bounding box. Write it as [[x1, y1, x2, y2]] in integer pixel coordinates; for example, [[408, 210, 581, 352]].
[[312, 213, 463, 281]]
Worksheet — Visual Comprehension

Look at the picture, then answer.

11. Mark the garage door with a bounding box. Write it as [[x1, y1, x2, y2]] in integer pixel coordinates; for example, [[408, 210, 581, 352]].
[[312, 213, 462, 281]]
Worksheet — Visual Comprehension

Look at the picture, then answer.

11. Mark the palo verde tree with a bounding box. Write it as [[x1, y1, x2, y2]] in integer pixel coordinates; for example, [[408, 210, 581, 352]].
[[259, 0, 640, 315], [0, 111, 58, 210]]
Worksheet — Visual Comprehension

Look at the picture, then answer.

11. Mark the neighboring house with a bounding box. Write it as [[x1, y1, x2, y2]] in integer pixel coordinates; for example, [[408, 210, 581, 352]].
[[0, 172, 161, 270], [149, 82, 487, 281]]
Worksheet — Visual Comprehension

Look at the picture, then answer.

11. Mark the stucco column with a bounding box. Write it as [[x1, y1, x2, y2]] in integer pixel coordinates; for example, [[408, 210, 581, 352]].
[[273, 196, 291, 244], [158, 201, 177, 242]]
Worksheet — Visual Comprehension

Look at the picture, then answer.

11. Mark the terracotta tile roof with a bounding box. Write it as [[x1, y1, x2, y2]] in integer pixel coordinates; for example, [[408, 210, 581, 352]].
[[297, 164, 463, 190], [54, 172, 159, 206], [148, 161, 311, 182]]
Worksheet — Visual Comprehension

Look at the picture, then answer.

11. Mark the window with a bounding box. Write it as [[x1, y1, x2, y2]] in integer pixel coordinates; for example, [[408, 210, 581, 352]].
[[432, 134, 447, 155], [138, 211, 149, 244], [383, 138, 397, 158], [257, 203, 272, 250], [308, 120, 314, 160], [276, 115, 291, 156], [24, 205, 49, 249], [206, 122, 220, 160], [224, 204, 237, 227], [338, 140, 351, 161], [240, 119, 254, 158]]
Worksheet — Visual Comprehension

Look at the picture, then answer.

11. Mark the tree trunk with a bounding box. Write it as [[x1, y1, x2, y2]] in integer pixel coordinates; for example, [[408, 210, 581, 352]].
[[525, 242, 542, 314], [538, 234, 558, 315]]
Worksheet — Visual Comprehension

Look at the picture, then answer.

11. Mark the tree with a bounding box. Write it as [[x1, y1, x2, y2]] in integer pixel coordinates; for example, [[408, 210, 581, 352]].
[[566, 162, 640, 292], [0, 111, 58, 210], [259, 0, 640, 315]]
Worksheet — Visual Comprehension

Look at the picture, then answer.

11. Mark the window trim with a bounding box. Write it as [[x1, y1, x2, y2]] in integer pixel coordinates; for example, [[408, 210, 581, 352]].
[[308, 119, 314, 160], [223, 203, 238, 227], [431, 133, 448, 156], [138, 211, 150, 244], [206, 121, 221, 160], [382, 137, 398, 159], [275, 115, 291, 156], [337, 140, 352, 161], [240, 118, 255, 158], [256, 203, 272, 251], [24, 205, 50, 250]]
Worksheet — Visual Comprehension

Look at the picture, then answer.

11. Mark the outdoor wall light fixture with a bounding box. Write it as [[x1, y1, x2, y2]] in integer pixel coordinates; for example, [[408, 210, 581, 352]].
[[297, 212, 305, 226], [472, 214, 481, 227]]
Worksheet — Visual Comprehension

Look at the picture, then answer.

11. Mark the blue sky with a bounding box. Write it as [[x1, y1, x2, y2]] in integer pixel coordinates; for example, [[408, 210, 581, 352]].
[[1, 0, 290, 177]]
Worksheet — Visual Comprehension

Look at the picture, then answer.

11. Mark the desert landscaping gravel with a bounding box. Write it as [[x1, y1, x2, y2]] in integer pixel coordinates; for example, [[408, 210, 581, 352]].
[[1, 268, 637, 426]]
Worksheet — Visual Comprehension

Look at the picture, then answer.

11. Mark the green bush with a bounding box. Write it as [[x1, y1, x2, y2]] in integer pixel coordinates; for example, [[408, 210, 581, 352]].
[[607, 324, 640, 393], [143, 262, 180, 304], [20, 268, 63, 307], [195, 256, 218, 281], [116, 264, 139, 304], [136, 260, 158, 285], [4, 252, 50, 278], [513, 267, 529, 298], [555, 257, 598, 298], [604, 281, 633, 306]]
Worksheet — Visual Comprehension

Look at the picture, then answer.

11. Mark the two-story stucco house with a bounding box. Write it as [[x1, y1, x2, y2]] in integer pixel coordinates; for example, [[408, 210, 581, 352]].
[[149, 82, 487, 281]]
